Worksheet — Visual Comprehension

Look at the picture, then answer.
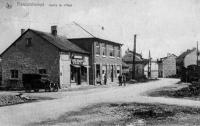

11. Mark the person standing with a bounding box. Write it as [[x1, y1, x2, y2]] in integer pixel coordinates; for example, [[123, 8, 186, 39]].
[[122, 74, 126, 86], [104, 73, 107, 85], [118, 74, 122, 86]]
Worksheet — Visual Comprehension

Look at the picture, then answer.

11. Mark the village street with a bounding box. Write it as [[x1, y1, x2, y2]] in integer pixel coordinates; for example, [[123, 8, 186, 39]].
[[1, 78, 200, 126]]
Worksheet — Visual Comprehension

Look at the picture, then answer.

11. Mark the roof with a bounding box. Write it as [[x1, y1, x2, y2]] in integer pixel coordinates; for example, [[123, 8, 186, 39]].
[[1, 29, 89, 56], [158, 53, 177, 63], [176, 48, 196, 64], [31, 29, 89, 54], [122, 50, 144, 63], [58, 22, 122, 45]]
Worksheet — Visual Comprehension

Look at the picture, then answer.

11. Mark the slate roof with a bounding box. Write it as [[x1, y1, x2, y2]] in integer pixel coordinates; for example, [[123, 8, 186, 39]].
[[176, 48, 196, 64], [122, 53, 143, 62], [31, 29, 89, 54], [0, 29, 89, 57], [58, 22, 122, 45]]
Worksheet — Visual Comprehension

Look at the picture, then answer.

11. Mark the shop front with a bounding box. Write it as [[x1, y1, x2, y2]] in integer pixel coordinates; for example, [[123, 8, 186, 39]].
[[71, 55, 89, 85]]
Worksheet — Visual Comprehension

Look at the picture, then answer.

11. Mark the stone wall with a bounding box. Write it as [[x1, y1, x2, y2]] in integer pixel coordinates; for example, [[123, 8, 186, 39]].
[[1, 30, 60, 88]]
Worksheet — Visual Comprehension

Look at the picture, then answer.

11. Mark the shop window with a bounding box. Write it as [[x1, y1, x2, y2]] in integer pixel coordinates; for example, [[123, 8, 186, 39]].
[[11, 70, 18, 79], [26, 38, 32, 47], [96, 42, 100, 55], [102, 43, 106, 56], [109, 45, 114, 57], [39, 69, 47, 74]]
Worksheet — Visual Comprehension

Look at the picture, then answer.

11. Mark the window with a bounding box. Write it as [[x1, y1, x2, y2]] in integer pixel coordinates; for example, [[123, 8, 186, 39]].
[[11, 70, 18, 78], [26, 38, 32, 47], [109, 45, 114, 57], [116, 46, 121, 57], [95, 42, 100, 55], [102, 43, 106, 56], [39, 69, 47, 74]]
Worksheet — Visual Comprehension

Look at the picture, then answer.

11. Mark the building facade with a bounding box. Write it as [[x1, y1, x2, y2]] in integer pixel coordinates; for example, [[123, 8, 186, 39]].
[[176, 48, 200, 77], [0, 26, 89, 89], [69, 38, 122, 85], [158, 54, 177, 78], [56, 23, 123, 85], [122, 49, 146, 80]]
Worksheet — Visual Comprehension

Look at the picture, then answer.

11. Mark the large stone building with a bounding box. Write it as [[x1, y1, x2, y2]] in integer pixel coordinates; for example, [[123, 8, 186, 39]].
[[158, 53, 177, 78], [0, 26, 89, 89], [58, 23, 123, 85]]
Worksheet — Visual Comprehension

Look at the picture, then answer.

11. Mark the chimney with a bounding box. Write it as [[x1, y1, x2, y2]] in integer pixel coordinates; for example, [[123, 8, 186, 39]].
[[51, 25, 57, 36], [21, 29, 25, 35]]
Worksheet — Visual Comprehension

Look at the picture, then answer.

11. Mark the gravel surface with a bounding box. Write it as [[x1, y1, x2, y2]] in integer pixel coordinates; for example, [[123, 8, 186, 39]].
[[0, 94, 35, 107], [0, 79, 183, 126]]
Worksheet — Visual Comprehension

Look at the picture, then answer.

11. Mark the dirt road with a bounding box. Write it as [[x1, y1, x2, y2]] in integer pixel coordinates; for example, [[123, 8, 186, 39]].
[[0, 78, 186, 126]]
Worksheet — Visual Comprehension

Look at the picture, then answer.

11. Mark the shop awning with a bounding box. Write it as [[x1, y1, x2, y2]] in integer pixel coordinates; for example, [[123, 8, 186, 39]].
[[71, 64, 81, 68]]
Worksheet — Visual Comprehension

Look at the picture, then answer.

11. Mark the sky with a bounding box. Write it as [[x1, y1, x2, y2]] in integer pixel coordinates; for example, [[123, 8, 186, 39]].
[[0, 0, 200, 59]]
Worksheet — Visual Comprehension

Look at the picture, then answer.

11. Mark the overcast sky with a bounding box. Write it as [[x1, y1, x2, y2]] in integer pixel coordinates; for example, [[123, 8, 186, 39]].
[[0, 0, 200, 59]]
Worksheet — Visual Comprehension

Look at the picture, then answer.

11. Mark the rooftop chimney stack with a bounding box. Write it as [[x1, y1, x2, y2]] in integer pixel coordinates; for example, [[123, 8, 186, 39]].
[[51, 25, 57, 36], [21, 29, 25, 35]]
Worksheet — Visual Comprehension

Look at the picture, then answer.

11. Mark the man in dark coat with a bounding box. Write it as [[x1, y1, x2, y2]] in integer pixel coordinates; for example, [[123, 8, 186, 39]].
[[118, 74, 122, 86]]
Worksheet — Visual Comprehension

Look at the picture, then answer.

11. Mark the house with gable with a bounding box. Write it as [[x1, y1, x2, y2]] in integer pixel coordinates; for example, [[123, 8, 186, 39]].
[[157, 53, 177, 78], [0, 26, 90, 89], [122, 49, 147, 80], [176, 48, 200, 77]]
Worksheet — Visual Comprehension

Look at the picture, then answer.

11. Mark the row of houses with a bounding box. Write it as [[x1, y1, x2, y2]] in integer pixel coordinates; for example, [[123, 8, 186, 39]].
[[0, 24, 123, 89], [122, 50, 177, 79], [0, 23, 198, 89], [123, 47, 200, 80]]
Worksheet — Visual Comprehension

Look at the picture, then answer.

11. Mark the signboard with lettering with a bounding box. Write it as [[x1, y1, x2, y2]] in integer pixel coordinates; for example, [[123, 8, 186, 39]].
[[71, 58, 83, 65]]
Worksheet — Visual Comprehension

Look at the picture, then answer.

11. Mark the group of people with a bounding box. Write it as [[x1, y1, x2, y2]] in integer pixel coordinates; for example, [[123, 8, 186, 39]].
[[118, 74, 126, 86], [96, 73, 107, 85], [96, 73, 126, 86]]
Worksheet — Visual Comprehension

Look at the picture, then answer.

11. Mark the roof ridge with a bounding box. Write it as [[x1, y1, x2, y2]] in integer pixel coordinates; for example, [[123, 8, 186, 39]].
[[73, 22, 95, 38], [30, 29, 89, 54]]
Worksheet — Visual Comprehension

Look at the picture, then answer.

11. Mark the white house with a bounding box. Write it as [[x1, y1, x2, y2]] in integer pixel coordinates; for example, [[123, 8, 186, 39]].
[[144, 61, 159, 79]]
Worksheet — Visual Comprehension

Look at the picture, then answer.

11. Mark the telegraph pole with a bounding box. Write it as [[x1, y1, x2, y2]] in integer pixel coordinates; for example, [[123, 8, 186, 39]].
[[149, 50, 151, 78], [197, 41, 199, 66], [132, 34, 136, 79]]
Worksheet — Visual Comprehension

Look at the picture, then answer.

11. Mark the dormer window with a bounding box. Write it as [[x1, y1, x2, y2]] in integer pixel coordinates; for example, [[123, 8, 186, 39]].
[[26, 38, 32, 47]]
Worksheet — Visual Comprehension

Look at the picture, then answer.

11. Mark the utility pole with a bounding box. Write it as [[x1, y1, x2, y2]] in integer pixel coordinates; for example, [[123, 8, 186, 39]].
[[197, 41, 199, 66], [149, 50, 151, 78], [132, 34, 136, 79], [148, 50, 151, 78]]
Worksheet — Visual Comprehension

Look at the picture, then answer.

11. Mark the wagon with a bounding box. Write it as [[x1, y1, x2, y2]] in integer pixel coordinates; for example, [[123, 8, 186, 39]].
[[22, 74, 55, 92]]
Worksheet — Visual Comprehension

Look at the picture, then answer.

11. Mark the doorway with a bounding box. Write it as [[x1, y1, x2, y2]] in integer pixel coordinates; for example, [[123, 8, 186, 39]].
[[71, 65, 81, 85]]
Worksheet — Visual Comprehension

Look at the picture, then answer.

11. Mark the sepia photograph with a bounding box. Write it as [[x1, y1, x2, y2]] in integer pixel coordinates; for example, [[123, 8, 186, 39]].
[[0, 0, 200, 125]]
